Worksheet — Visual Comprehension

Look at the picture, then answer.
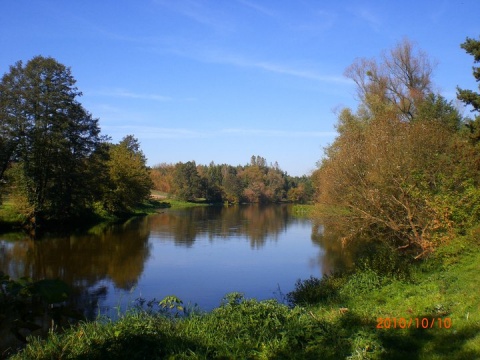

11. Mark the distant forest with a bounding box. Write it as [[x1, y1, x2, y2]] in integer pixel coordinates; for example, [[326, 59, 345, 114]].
[[150, 155, 314, 204]]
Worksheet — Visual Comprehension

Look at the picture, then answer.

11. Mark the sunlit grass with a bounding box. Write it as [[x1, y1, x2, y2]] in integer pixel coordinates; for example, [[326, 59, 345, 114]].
[[291, 204, 314, 218], [0, 198, 27, 229], [8, 227, 480, 359]]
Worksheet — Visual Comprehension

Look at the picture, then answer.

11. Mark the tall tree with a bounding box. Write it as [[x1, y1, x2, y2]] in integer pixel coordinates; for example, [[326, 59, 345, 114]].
[[457, 36, 480, 142], [103, 135, 153, 213], [345, 38, 434, 121], [457, 36, 480, 112], [172, 161, 201, 201], [314, 42, 463, 258], [0, 56, 103, 223]]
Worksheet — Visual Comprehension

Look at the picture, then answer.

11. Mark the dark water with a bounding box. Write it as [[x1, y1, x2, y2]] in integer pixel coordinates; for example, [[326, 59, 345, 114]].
[[0, 204, 330, 317]]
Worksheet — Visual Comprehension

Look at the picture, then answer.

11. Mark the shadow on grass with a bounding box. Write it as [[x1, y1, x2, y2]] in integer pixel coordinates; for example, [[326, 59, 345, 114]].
[[377, 313, 480, 360]]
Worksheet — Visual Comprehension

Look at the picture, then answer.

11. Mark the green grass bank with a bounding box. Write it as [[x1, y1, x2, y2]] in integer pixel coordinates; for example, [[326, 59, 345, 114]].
[[7, 228, 480, 359], [0, 192, 210, 235]]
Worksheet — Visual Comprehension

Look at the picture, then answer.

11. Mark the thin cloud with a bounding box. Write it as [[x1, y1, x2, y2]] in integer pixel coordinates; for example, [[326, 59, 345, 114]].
[[252, 60, 349, 84], [103, 126, 207, 139], [351, 7, 382, 32], [153, 0, 233, 32], [200, 50, 350, 84], [221, 128, 337, 138], [102, 125, 336, 140], [236, 0, 278, 18], [92, 88, 173, 102]]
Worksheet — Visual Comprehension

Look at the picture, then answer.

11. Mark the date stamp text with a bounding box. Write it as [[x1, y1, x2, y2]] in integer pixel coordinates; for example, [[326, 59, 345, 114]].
[[376, 317, 452, 329]]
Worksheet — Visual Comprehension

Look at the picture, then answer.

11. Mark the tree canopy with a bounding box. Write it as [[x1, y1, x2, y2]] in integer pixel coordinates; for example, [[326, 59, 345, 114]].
[[0, 56, 153, 229], [313, 39, 480, 259], [151, 157, 313, 204], [0, 56, 104, 224]]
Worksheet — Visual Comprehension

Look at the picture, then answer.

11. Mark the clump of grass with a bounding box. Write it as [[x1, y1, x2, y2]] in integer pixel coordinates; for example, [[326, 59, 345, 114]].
[[287, 274, 348, 306], [291, 204, 314, 218], [0, 199, 28, 230]]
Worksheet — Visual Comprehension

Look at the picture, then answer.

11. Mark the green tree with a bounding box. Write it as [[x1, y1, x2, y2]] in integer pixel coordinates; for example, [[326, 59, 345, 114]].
[[103, 135, 153, 213], [221, 165, 243, 203], [0, 56, 103, 224], [172, 161, 201, 201], [457, 36, 480, 113], [457, 36, 480, 142]]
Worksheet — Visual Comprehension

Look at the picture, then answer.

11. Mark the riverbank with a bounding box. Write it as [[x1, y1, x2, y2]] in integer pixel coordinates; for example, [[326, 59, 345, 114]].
[[8, 228, 480, 359], [0, 193, 211, 236]]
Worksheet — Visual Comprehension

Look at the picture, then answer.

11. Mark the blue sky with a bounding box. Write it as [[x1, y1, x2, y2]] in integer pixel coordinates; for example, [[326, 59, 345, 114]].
[[1, 1, 479, 176]]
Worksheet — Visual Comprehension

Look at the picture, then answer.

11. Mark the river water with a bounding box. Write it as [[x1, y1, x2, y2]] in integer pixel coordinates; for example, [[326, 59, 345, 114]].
[[0, 204, 331, 317]]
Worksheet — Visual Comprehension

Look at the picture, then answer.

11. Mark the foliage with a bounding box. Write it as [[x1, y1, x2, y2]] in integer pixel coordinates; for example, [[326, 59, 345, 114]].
[[102, 135, 153, 214], [172, 161, 202, 202], [457, 36, 480, 114], [287, 274, 347, 306], [313, 40, 475, 258], [345, 38, 434, 121], [0, 57, 157, 230], [0, 56, 105, 226], [151, 156, 312, 204]]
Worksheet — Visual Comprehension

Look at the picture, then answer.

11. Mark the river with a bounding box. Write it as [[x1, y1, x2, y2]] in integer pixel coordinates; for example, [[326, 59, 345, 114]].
[[0, 204, 331, 318]]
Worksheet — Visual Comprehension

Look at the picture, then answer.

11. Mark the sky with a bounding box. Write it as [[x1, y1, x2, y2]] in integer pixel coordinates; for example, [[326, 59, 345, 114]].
[[1, 1, 479, 176]]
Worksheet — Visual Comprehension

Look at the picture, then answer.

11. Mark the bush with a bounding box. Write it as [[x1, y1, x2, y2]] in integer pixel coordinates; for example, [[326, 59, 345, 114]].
[[287, 274, 347, 306]]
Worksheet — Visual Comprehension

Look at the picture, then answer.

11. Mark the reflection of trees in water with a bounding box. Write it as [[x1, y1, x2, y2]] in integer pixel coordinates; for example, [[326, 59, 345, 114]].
[[310, 218, 385, 275], [148, 205, 292, 249], [0, 217, 151, 318], [310, 220, 355, 275]]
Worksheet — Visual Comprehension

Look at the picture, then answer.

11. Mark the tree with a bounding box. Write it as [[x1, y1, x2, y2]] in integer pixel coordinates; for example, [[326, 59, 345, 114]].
[[345, 38, 434, 121], [457, 36, 480, 142], [103, 135, 153, 213], [221, 165, 243, 203], [0, 56, 103, 224], [457, 36, 480, 112], [150, 163, 175, 194], [172, 161, 201, 201], [314, 42, 463, 259]]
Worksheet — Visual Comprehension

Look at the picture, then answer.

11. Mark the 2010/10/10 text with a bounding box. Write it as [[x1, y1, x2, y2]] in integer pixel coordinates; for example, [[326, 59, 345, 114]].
[[376, 317, 452, 329]]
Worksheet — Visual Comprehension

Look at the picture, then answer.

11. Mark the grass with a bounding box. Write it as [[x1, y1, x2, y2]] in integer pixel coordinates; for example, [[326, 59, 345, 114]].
[[7, 230, 480, 359], [161, 198, 211, 208], [0, 199, 27, 231], [291, 204, 315, 218]]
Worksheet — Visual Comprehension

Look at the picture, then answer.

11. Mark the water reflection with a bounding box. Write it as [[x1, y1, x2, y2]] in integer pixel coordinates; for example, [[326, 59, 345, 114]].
[[0, 205, 330, 319], [147, 205, 290, 248], [0, 217, 151, 315]]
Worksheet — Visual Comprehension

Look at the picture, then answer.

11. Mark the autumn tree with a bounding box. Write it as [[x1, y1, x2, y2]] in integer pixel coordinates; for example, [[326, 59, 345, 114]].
[[151, 156, 309, 204], [150, 163, 175, 193], [345, 38, 434, 121], [0, 56, 103, 223], [315, 41, 463, 258], [102, 135, 153, 213]]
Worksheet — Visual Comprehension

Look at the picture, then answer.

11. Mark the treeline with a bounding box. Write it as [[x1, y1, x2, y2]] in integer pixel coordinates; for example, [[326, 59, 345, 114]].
[[0, 56, 152, 230], [312, 37, 480, 259], [150, 155, 314, 204]]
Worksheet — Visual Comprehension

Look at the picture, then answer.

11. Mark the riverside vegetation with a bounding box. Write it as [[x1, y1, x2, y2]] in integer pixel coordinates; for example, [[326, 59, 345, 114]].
[[2, 36, 480, 358]]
